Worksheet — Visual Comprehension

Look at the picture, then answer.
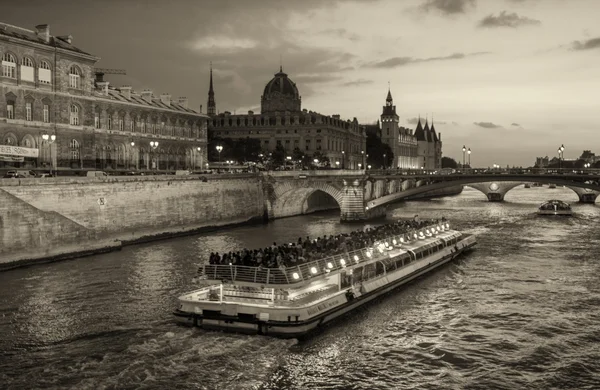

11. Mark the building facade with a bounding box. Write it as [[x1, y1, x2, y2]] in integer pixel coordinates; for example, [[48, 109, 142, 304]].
[[207, 67, 366, 169], [0, 22, 208, 173], [413, 118, 442, 170], [377, 89, 441, 170]]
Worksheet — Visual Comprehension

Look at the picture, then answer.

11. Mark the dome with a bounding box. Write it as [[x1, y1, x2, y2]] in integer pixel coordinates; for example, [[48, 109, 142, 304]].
[[261, 67, 302, 114], [262, 69, 300, 99]]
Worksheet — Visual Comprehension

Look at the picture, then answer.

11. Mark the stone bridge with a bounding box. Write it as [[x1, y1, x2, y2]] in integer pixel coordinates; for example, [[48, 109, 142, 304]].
[[262, 171, 600, 222]]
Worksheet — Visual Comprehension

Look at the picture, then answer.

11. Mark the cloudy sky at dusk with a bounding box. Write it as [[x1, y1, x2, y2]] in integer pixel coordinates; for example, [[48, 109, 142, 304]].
[[4, 0, 600, 166]]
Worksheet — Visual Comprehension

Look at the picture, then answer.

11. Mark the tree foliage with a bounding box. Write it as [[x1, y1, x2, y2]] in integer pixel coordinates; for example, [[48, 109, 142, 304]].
[[365, 132, 394, 168], [441, 156, 458, 169]]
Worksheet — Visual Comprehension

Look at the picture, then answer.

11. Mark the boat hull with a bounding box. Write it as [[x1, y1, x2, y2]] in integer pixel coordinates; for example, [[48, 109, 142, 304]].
[[537, 210, 573, 216], [174, 235, 477, 338]]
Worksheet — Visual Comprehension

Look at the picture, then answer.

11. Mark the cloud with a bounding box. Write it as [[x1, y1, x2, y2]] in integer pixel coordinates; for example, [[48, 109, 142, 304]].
[[474, 121, 503, 129], [478, 11, 541, 28], [320, 28, 361, 42], [368, 51, 489, 68], [511, 122, 521, 127], [452, 122, 459, 126], [342, 79, 373, 87], [570, 37, 600, 51], [420, 0, 476, 15], [406, 117, 420, 124]]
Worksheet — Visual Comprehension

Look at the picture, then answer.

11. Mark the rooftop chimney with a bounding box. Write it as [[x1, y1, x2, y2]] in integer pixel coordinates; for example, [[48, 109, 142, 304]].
[[438, 132, 441, 141], [177, 97, 188, 109], [96, 81, 109, 96], [57, 35, 73, 44], [159, 93, 171, 106], [140, 89, 153, 102], [35, 24, 50, 43], [120, 86, 132, 100], [248, 110, 254, 115], [199, 104, 203, 113]]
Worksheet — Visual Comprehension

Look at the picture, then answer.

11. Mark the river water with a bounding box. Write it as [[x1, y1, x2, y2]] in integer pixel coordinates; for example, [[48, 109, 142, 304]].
[[1, 186, 599, 390]]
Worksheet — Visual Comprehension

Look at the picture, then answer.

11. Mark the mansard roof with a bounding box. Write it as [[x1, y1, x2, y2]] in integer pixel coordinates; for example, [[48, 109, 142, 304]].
[[93, 87, 204, 116], [0, 22, 94, 57]]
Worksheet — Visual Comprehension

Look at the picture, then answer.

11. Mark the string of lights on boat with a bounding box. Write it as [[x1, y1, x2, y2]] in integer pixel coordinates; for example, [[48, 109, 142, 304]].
[[199, 223, 454, 286]]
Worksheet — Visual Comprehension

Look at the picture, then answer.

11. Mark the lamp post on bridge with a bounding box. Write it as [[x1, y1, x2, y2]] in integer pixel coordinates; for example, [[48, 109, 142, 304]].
[[467, 148, 471, 168], [462, 145, 466, 169], [341, 150, 345, 169], [150, 140, 159, 171], [361, 150, 365, 169], [383, 153, 387, 170]]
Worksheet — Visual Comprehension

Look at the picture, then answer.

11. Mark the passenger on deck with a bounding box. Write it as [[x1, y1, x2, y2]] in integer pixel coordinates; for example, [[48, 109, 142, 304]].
[[204, 217, 445, 269]]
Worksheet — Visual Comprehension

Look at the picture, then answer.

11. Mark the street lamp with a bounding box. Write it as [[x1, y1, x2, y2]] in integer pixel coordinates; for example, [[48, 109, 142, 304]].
[[462, 145, 466, 168], [216, 145, 223, 162], [367, 164, 371, 170], [358, 163, 362, 170], [41, 131, 57, 176], [335, 161, 340, 168], [361, 150, 365, 167], [150, 141, 159, 171], [341, 150, 345, 169], [383, 153, 387, 170], [467, 148, 471, 167]]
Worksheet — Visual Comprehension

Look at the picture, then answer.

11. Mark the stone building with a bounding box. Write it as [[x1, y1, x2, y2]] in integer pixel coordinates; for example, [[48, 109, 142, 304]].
[[414, 117, 442, 170], [380, 89, 418, 169], [376, 88, 442, 170], [207, 67, 366, 169], [0, 22, 208, 173]]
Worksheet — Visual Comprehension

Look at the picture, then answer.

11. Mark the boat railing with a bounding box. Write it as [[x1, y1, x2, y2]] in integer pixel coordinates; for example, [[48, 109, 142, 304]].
[[198, 222, 453, 286]]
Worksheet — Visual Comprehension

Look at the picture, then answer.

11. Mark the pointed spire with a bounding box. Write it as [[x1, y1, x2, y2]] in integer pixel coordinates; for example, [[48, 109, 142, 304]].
[[279, 54, 283, 73], [209, 62, 214, 93], [386, 82, 393, 102], [207, 62, 216, 116]]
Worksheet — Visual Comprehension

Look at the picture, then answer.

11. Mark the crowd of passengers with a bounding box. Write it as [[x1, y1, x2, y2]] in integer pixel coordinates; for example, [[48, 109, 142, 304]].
[[207, 216, 447, 269]]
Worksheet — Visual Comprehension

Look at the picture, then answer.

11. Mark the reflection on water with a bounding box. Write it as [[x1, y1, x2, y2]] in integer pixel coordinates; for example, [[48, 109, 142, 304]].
[[0, 186, 599, 389]]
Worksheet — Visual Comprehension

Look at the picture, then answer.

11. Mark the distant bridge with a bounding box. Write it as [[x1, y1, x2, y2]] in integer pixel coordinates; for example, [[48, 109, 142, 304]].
[[263, 169, 600, 222]]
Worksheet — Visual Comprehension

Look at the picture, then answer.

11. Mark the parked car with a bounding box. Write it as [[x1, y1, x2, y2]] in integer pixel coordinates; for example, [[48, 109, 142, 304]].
[[3, 171, 22, 178]]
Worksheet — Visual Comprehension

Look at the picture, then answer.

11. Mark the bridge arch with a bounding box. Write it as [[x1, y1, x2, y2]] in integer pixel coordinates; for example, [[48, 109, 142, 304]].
[[265, 180, 343, 219]]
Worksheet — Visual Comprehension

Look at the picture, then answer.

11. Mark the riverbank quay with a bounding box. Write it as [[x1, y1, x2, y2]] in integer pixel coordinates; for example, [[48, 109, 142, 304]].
[[0, 173, 462, 271]]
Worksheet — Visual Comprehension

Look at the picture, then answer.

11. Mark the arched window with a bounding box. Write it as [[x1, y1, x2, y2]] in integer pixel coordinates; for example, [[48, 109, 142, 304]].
[[70, 104, 80, 125], [118, 114, 125, 131], [39, 60, 52, 84], [2, 53, 16, 78], [21, 57, 34, 82], [70, 139, 80, 161], [69, 65, 81, 89]]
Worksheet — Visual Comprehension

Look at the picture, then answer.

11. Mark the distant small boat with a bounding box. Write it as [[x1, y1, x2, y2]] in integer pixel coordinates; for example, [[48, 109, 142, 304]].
[[524, 183, 531, 188], [548, 184, 557, 189], [538, 200, 572, 216]]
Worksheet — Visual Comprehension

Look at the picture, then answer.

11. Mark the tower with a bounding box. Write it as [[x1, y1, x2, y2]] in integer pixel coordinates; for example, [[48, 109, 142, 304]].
[[380, 86, 399, 167], [207, 63, 216, 116]]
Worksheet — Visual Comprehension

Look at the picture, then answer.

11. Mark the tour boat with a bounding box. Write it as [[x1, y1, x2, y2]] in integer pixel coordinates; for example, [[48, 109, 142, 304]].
[[548, 183, 557, 189], [538, 200, 573, 216], [524, 183, 531, 188], [173, 222, 477, 338]]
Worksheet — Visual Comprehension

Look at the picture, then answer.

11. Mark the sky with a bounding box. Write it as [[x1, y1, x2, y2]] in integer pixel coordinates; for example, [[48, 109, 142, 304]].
[[4, 0, 600, 167]]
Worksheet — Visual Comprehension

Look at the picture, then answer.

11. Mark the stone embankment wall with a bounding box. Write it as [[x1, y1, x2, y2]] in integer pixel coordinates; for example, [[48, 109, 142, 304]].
[[0, 174, 264, 269]]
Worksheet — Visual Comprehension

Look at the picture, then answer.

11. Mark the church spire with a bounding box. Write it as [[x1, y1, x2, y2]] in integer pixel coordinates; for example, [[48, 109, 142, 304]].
[[207, 62, 216, 116]]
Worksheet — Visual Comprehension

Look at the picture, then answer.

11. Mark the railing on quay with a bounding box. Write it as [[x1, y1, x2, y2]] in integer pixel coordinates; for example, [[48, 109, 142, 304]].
[[198, 222, 453, 286]]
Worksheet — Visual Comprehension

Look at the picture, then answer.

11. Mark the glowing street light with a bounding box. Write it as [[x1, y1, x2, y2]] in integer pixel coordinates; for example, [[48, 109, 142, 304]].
[[462, 145, 466, 168], [216, 145, 223, 162], [467, 148, 471, 167], [41, 131, 57, 175]]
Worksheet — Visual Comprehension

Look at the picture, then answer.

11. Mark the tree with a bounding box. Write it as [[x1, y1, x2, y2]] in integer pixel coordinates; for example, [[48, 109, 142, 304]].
[[292, 147, 304, 162], [312, 150, 330, 168], [441, 156, 458, 169], [366, 132, 394, 168], [271, 143, 286, 166]]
